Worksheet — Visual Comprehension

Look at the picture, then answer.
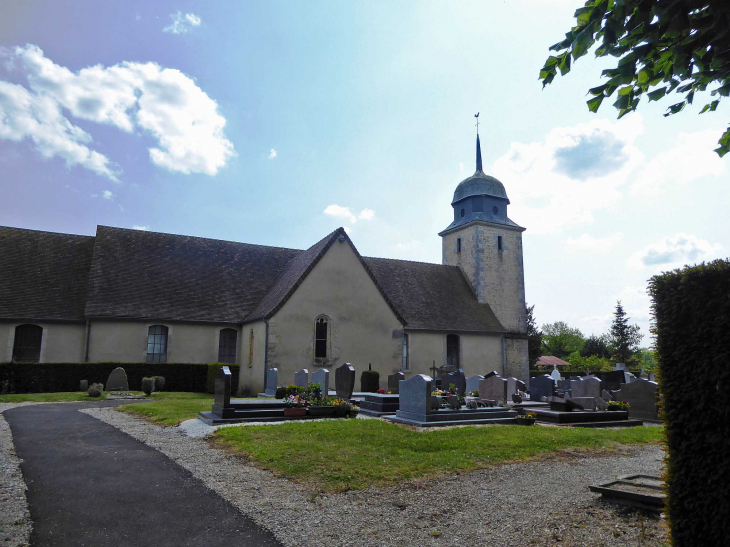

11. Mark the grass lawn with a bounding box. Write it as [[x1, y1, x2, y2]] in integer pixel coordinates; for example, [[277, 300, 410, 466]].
[[214, 419, 664, 492], [0, 391, 105, 403], [118, 392, 214, 425]]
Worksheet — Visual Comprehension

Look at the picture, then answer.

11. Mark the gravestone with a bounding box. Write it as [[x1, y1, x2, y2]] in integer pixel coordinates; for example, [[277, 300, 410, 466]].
[[571, 376, 602, 400], [484, 371, 498, 380], [214, 366, 231, 410], [312, 368, 330, 396], [335, 363, 356, 399], [264, 368, 278, 396], [516, 379, 526, 393], [465, 375, 485, 396], [443, 369, 466, 395], [602, 389, 613, 402], [612, 378, 659, 421], [388, 372, 405, 394], [479, 374, 507, 405], [530, 374, 556, 402], [550, 365, 561, 382], [648, 373, 656, 382], [106, 367, 129, 391], [294, 369, 309, 388], [625, 372, 637, 384], [397, 374, 434, 419], [595, 370, 626, 391], [614, 363, 627, 371], [570, 397, 597, 411], [506, 377, 520, 400]]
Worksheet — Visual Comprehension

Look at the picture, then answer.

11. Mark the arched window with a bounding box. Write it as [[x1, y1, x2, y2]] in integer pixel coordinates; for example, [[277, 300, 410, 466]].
[[13, 324, 43, 362], [146, 325, 168, 363], [446, 334, 460, 369], [314, 316, 330, 359], [218, 328, 237, 363]]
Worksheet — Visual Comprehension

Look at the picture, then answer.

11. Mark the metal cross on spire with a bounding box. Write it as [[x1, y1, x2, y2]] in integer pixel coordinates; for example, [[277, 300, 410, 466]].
[[474, 112, 480, 135]]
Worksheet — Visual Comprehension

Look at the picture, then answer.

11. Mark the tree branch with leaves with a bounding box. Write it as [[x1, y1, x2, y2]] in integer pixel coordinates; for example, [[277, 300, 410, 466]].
[[539, 0, 730, 156]]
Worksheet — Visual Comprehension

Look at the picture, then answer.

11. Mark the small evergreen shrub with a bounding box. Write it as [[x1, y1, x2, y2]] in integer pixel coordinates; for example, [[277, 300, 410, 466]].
[[141, 377, 155, 396], [87, 383, 103, 397], [152, 376, 165, 392], [275, 386, 287, 399], [360, 370, 380, 392], [79, 379, 88, 391], [285, 384, 300, 397]]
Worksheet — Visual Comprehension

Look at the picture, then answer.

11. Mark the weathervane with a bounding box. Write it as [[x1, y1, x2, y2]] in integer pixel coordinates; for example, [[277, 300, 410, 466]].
[[474, 112, 480, 135]]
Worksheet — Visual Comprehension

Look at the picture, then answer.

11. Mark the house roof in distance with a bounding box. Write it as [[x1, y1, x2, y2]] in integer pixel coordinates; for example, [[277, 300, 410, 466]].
[[536, 356, 572, 367], [0, 226, 95, 321]]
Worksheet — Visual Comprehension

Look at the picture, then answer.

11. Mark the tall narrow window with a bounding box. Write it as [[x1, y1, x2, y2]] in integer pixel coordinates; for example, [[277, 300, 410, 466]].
[[12, 324, 43, 362], [457, 238, 461, 253], [315, 316, 329, 359], [446, 334, 460, 369], [218, 328, 237, 363], [402, 333, 410, 371], [248, 329, 254, 366], [498, 235, 503, 250], [146, 325, 168, 363]]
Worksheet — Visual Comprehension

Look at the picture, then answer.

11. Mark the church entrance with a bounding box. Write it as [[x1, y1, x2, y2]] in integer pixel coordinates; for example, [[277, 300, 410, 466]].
[[446, 334, 460, 370]]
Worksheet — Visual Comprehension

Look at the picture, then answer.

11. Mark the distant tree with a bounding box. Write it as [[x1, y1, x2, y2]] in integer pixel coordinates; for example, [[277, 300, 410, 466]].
[[609, 301, 644, 364], [526, 303, 543, 366], [636, 347, 659, 373], [566, 351, 613, 372], [541, 321, 586, 359], [539, 0, 730, 156], [581, 334, 611, 359]]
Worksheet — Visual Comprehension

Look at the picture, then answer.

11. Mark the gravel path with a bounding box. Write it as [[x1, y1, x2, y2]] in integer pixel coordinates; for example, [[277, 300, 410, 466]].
[[85, 407, 668, 546]]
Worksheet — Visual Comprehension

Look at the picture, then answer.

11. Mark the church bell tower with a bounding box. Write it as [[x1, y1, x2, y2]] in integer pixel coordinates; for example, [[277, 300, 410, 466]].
[[438, 128, 528, 381]]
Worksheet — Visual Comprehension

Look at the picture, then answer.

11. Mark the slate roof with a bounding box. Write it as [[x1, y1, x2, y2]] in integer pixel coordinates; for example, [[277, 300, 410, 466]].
[[0, 226, 95, 321], [364, 257, 505, 333], [85, 226, 300, 323], [2, 224, 506, 333]]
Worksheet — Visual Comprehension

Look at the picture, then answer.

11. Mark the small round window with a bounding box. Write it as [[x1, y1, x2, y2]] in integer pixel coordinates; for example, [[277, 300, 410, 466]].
[[460, 209, 465, 217], [493, 206, 499, 215]]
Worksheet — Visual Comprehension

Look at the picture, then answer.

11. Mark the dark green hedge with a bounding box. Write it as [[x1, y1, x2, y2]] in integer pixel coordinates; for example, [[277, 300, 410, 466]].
[[360, 370, 380, 392], [649, 259, 730, 545], [0, 362, 239, 395]]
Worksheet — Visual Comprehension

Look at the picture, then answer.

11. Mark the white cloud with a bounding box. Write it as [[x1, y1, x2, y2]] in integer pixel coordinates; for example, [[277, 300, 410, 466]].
[[0, 44, 234, 179], [343, 226, 352, 235], [396, 239, 421, 250], [102, 189, 115, 200], [163, 12, 202, 34], [627, 233, 725, 272], [630, 129, 727, 198], [566, 232, 623, 251], [132, 225, 149, 231], [118, 204, 125, 212], [358, 208, 375, 221], [324, 204, 357, 223], [268, 148, 277, 159], [492, 116, 645, 235]]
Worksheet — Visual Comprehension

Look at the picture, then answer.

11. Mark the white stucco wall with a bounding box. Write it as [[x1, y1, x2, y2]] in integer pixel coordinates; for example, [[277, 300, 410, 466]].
[[1, 321, 86, 363], [87, 320, 239, 363], [405, 331, 503, 378], [263, 238, 404, 391]]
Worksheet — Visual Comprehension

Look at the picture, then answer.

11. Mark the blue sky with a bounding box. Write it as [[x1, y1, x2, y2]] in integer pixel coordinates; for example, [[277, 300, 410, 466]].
[[1, 0, 728, 343]]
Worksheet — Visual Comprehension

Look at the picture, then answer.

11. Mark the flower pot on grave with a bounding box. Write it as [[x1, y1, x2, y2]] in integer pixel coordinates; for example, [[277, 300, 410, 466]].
[[334, 406, 348, 418], [348, 409, 359, 419], [607, 405, 622, 411], [515, 417, 536, 426], [284, 407, 307, 417], [308, 406, 335, 417]]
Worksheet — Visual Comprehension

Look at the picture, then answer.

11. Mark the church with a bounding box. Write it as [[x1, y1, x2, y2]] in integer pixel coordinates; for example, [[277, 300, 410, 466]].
[[0, 136, 528, 394]]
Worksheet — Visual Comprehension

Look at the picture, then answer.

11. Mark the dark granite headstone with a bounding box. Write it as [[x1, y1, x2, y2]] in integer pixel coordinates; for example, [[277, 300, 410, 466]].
[[106, 367, 128, 391], [443, 369, 466, 395], [479, 374, 507, 405], [571, 377, 602, 399], [547, 396, 583, 412], [264, 368, 278, 396], [516, 380, 527, 393], [214, 366, 231, 410], [388, 372, 405, 394], [484, 371, 498, 380], [530, 374, 556, 402], [612, 378, 659, 421], [335, 363, 356, 399], [397, 374, 433, 419], [312, 368, 330, 395], [512, 393, 522, 403], [594, 370, 626, 391], [294, 369, 309, 388]]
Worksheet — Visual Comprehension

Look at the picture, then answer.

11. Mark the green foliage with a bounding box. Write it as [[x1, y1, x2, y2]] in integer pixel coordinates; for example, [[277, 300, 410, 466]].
[[285, 384, 301, 397], [205, 363, 241, 394], [526, 303, 543, 366], [581, 334, 611, 359], [540, 0, 730, 156], [87, 383, 104, 397], [141, 377, 155, 396], [565, 351, 613, 372], [541, 321, 586, 358], [649, 259, 730, 544], [152, 376, 165, 392], [609, 301, 643, 364], [635, 348, 658, 374], [215, 419, 662, 492], [360, 370, 380, 393]]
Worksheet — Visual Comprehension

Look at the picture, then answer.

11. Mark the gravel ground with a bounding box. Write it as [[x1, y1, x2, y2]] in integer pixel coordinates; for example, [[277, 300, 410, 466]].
[[84, 407, 668, 546], [0, 403, 37, 547]]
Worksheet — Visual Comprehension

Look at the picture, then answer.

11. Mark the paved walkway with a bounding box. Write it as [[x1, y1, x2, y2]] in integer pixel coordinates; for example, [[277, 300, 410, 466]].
[[5, 402, 281, 547]]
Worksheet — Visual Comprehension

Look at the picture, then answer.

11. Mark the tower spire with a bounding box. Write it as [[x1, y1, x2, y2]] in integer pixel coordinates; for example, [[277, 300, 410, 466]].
[[474, 112, 482, 172]]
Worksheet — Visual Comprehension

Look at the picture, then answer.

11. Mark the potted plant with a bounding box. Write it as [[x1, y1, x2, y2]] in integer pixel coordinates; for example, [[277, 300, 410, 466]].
[[348, 403, 360, 418], [515, 411, 537, 425], [377, 388, 387, 394], [283, 395, 308, 417], [607, 400, 631, 412], [308, 396, 336, 417], [332, 398, 351, 417]]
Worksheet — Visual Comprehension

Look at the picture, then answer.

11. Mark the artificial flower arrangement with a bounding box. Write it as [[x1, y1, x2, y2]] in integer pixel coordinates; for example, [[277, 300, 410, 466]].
[[469, 390, 479, 397], [284, 394, 309, 408], [377, 388, 387, 394], [607, 400, 631, 411]]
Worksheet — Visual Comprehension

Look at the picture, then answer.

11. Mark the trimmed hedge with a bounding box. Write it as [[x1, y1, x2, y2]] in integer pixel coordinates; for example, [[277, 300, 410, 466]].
[[0, 362, 239, 395], [360, 370, 380, 392], [649, 259, 730, 545]]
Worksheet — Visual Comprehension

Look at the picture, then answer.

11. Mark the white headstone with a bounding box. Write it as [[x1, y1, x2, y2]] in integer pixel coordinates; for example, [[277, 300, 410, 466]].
[[551, 365, 561, 382]]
